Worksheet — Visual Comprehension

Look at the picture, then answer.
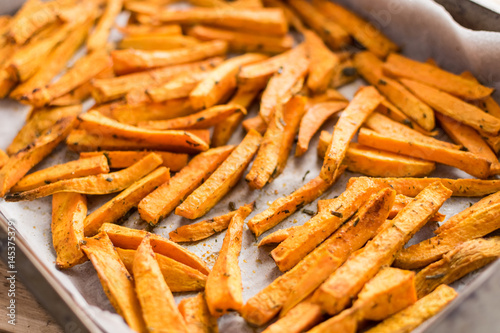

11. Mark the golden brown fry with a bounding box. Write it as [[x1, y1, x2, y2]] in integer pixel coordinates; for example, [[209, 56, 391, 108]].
[[51, 192, 87, 269], [179, 293, 219, 333], [189, 0, 263, 8], [138, 146, 235, 225], [176, 130, 262, 219], [0, 149, 8, 169], [119, 34, 199, 51], [144, 70, 212, 103], [205, 203, 254, 317], [258, 226, 299, 247], [111, 99, 196, 125], [117, 23, 182, 36], [263, 0, 305, 32], [87, 0, 123, 51], [133, 235, 188, 332], [80, 151, 188, 171], [304, 30, 339, 93], [80, 232, 147, 332], [242, 115, 267, 135], [170, 211, 237, 243]]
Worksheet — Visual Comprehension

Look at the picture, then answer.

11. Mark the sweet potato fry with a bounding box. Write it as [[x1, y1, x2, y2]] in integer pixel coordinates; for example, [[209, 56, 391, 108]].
[[288, 0, 350, 50], [261, 300, 323, 333], [330, 59, 358, 88], [320, 86, 383, 182], [87, 0, 123, 51], [383, 53, 493, 100], [80, 151, 188, 171], [51, 193, 87, 269], [170, 211, 237, 243], [12, 155, 109, 192], [190, 53, 267, 110], [144, 70, 213, 103], [133, 235, 188, 332], [188, 25, 293, 54], [306, 88, 348, 105], [138, 146, 234, 225], [358, 128, 491, 179], [212, 89, 260, 147], [461, 71, 500, 117], [111, 99, 196, 125], [365, 285, 457, 333], [116, 24, 182, 36], [6, 0, 58, 44], [179, 293, 218, 333], [353, 51, 435, 131], [80, 232, 146, 332], [101, 223, 210, 275], [205, 203, 254, 317], [6, 153, 162, 201], [119, 34, 199, 50], [303, 30, 339, 93], [258, 226, 299, 247], [0, 150, 8, 169], [242, 116, 267, 135], [176, 130, 262, 219], [78, 111, 209, 153], [24, 51, 113, 107], [311, 182, 452, 315], [111, 40, 228, 75], [296, 101, 347, 156], [139, 104, 246, 130], [189, 0, 263, 8], [0, 117, 77, 197], [7, 105, 81, 155]]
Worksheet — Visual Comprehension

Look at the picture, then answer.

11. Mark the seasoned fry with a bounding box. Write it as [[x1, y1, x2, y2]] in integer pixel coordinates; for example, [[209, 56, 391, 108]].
[[179, 293, 218, 333], [169, 211, 237, 243], [258, 226, 299, 247], [117, 23, 182, 36], [80, 232, 146, 332], [176, 130, 262, 219], [119, 34, 199, 50], [111, 99, 196, 125], [383, 53, 493, 100], [138, 146, 235, 225], [330, 59, 358, 88], [365, 285, 457, 333], [80, 151, 188, 171], [296, 101, 347, 156], [145, 70, 212, 103], [304, 30, 339, 93], [189, 0, 263, 8], [87, 0, 123, 51], [205, 203, 254, 317], [117, 248, 207, 293], [320, 86, 383, 182], [262, 300, 323, 333], [188, 25, 293, 54], [242, 116, 267, 135], [6, 153, 163, 201], [311, 182, 452, 315], [12, 155, 109, 192], [0, 149, 8, 169], [101, 223, 210, 275], [51, 193, 87, 269], [133, 235, 188, 332], [140, 104, 246, 130], [0, 117, 77, 197], [263, 0, 305, 32], [358, 128, 491, 179], [111, 40, 228, 75], [190, 53, 267, 110]]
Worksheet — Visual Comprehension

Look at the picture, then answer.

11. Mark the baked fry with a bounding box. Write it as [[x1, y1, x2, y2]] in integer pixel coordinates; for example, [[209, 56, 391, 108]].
[[87, 0, 123, 51], [303, 29, 338, 93], [205, 203, 254, 317], [261, 300, 323, 333], [119, 34, 199, 50], [170, 211, 237, 243], [145, 70, 213, 103], [189, 0, 263, 8], [0, 149, 8, 169], [175, 130, 262, 219], [116, 24, 182, 36], [179, 293, 218, 333], [138, 146, 235, 225], [110, 99, 196, 125], [258, 226, 299, 247], [80, 151, 188, 171], [242, 115, 267, 135]]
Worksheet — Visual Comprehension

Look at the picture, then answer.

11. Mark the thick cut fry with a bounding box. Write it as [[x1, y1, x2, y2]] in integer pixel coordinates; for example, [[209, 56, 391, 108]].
[[6, 153, 162, 201], [145, 70, 212, 103], [258, 226, 299, 247], [212, 89, 260, 147], [395, 201, 500, 269], [415, 237, 500, 298], [117, 248, 206, 293], [312, 182, 452, 315], [7, 105, 81, 155], [320, 86, 383, 182], [383, 53, 493, 100], [133, 236, 188, 333], [205, 203, 254, 317], [176, 130, 262, 219], [78, 111, 209, 153], [24, 51, 112, 107], [12, 155, 110, 192], [304, 30, 339, 93], [138, 146, 234, 225], [111, 40, 228, 75], [296, 101, 347, 156], [84, 167, 170, 236], [51, 193, 87, 269], [116, 24, 182, 36], [247, 176, 332, 237], [179, 293, 218, 333], [358, 128, 491, 179], [330, 59, 358, 88], [0, 117, 77, 197], [119, 34, 199, 50], [110, 99, 196, 125], [271, 178, 383, 272], [288, 0, 350, 50], [87, 0, 123, 51], [101, 223, 210, 275], [139, 104, 246, 130], [306, 88, 348, 105], [353, 51, 435, 131], [365, 285, 457, 333], [188, 25, 293, 54], [190, 53, 267, 109], [0, 150, 8, 169], [312, 0, 398, 58], [80, 151, 188, 171], [170, 211, 237, 243], [262, 300, 323, 333], [242, 116, 267, 135], [80, 232, 146, 332]]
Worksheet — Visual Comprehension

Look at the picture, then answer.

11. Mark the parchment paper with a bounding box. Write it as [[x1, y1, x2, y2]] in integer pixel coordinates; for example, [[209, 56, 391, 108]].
[[1, 1, 500, 332]]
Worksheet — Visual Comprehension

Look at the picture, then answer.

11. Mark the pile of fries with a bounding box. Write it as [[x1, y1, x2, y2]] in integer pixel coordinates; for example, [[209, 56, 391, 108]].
[[1, 0, 500, 332]]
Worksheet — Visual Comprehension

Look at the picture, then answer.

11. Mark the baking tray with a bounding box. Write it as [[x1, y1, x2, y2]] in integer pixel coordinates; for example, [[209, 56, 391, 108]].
[[1, 1, 500, 332]]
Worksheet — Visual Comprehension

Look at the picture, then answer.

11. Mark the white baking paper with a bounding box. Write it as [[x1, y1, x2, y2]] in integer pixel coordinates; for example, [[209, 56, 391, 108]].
[[1, 1, 500, 332]]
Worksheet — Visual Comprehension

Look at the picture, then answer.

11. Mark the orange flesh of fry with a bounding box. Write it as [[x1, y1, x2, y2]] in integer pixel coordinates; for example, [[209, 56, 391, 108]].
[[304, 29, 339, 93], [79, 151, 188, 171], [178, 293, 218, 333], [169, 211, 237, 243], [242, 115, 267, 135]]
